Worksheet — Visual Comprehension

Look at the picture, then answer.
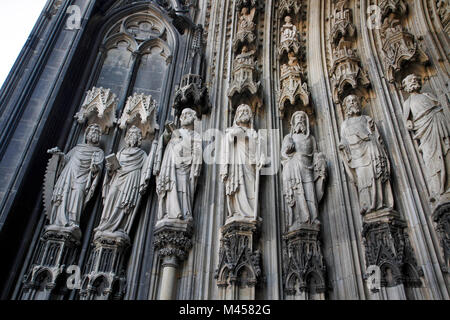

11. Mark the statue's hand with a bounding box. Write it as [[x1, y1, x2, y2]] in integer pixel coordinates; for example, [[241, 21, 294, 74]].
[[285, 142, 295, 154], [338, 143, 345, 151], [406, 120, 414, 131], [139, 183, 148, 195], [48, 147, 63, 156], [90, 163, 99, 174]]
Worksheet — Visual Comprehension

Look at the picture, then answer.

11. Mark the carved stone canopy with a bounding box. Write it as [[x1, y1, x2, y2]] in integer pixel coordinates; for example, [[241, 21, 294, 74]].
[[381, 23, 429, 83], [228, 48, 260, 99], [331, 3, 356, 47], [279, 0, 303, 18], [173, 74, 211, 118], [330, 45, 370, 104], [278, 61, 310, 118], [75, 87, 118, 134], [379, 0, 408, 21], [235, 0, 258, 10], [118, 93, 159, 139]]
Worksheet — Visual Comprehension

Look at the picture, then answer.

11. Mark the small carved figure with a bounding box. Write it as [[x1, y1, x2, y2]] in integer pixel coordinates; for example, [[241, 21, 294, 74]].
[[280, 16, 298, 43]]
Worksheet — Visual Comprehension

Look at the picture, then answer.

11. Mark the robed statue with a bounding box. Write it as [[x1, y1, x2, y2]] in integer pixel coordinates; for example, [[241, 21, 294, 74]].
[[221, 104, 265, 222], [402, 74, 450, 203], [44, 123, 104, 234], [154, 108, 202, 223], [94, 126, 150, 239], [281, 111, 327, 230], [339, 95, 394, 215]]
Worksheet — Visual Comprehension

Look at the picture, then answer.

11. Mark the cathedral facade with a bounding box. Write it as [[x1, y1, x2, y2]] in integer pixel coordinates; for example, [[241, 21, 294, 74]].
[[0, 0, 449, 300]]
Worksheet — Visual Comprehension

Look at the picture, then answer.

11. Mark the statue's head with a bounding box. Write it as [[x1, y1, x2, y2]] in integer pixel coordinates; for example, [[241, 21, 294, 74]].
[[241, 7, 249, 15], [241, 45, 249, 54], [343, 94, 362, 118], [402, 74, 422, 93], [180, 108, 197, 128], [285, 16, 292, 24], [234, 104, 253, 126], [85, 123, 102, 145], [125, 125, 143, 148], [291, 111, 309, 136]]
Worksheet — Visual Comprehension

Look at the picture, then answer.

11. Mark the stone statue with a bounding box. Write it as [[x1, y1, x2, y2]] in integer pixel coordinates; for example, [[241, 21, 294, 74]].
[[221, 104, 265, 222], [94, 126, 149, 239], [235, 45, 256, 65], [280, 16, 298, 43], [339, 95, 394, 215], [154, 108, 202, 223], [281, 111, 327, 229], [45, 124, 104, 233], [402, 74, 450, 203], [237, 7, 256, 34]]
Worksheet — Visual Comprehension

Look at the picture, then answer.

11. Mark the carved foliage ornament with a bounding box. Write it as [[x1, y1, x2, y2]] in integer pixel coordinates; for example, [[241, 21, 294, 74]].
[[279, 0, 303, 18]]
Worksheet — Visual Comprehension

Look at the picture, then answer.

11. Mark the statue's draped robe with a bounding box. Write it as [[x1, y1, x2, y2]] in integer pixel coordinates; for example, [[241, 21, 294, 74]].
[[96, 147, 147, 235], [156, 128, 202, 221], [404, 93, 450, 198], [340, 115, 393, 213], [282, 133, 318, 227], [51, 144, 104, 227], [222, 126, 259, 219]]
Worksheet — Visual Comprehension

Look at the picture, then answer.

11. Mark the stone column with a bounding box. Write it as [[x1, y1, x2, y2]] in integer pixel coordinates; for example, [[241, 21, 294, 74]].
[[154, 220, 193, 300]]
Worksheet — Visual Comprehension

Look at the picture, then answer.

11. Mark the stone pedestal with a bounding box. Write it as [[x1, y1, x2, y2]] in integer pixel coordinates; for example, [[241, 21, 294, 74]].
[[215, 220, 262, 300], [79, 234, 129, 300], [282, 223, 327, 300], [362, 209, 423, 296], [432, 201, 450, 272], [154, 219, 193, 300], [22, 226, 81, 300]]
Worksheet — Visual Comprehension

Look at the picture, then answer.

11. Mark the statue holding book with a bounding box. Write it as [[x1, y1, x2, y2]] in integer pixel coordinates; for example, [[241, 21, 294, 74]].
[[94, 126, 151, 240]]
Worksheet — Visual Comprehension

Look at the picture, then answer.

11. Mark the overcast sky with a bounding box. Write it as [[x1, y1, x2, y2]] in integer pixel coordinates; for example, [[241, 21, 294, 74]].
[[0, 0, 48, 88]]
